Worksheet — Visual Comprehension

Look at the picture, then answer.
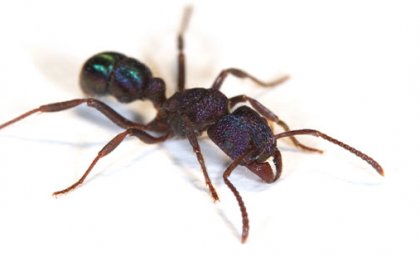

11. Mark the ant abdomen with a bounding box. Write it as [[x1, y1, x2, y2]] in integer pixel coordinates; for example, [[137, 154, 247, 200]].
[[80, 52, 163, 104], [80, 52, 125, 96]]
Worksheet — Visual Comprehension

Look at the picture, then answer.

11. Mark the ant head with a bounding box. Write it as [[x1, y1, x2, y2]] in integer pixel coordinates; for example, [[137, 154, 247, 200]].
[[80, 52, 166, 107]]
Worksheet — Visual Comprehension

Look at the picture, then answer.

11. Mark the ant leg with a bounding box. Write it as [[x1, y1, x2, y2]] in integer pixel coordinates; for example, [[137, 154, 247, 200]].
[[53, 128, 170, 196], [229, 95, 323, 153], [223, 149, 253, 243], [0, 98, 148, 131], [181, 115, 219, 201], [176, 6, 193, 92], [275, 129, 384, 176], [211, 68, 289, 91]]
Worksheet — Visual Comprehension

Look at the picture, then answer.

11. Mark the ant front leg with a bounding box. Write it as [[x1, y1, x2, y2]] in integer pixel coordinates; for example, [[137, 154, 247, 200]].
[[176, 6, 193, 92], [181, 115, 219, 202], [211, 68, 289, 91], [229, 95, 323, 153], [53, 128, 170, 196], [0, 98, 148, 131]]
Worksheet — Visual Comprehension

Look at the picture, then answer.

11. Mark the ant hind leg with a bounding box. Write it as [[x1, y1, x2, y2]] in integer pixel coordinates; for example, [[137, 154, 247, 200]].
[[176, 6, 193, 92], [0, 98, 148, 131]]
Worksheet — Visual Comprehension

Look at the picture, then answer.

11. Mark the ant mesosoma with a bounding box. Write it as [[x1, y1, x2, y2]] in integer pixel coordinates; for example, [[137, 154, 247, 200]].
[[0, 7, 383, 243]]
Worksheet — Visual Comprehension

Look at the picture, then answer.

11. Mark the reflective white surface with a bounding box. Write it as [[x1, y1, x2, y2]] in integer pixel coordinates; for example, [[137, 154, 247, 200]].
[[0, 0, 419, 256]]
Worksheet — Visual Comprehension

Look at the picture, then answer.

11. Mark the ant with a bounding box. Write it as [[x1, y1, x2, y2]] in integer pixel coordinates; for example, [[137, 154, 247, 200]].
[[0, 7, 383, 243]]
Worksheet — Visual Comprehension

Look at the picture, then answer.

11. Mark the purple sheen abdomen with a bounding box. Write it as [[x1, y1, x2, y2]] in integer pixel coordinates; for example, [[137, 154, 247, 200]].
[[79, 52, 126, 95], [109, 57, 152, 103]]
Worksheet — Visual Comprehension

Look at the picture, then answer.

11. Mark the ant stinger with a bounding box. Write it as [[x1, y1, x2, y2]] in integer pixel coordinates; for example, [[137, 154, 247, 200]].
[[0, 7, 383, 243]]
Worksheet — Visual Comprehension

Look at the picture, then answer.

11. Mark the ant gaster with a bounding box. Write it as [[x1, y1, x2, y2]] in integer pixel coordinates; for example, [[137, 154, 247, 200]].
[[0, 7, 383, 243]]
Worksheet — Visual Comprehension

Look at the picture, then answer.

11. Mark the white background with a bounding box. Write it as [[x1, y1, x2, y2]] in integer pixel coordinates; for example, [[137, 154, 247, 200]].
[[0, 0, 419, 256]]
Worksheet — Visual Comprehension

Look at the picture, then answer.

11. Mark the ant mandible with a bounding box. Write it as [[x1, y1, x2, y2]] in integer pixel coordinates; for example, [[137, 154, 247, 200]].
[[0, 7, 383, 243]]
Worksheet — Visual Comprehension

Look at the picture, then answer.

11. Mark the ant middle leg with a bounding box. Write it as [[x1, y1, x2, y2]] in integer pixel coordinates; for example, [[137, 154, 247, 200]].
[[0, 98, 149, 131], [53, 128, 170, 196], [229, 95, 323, 153], [211, 68, 289, 91]]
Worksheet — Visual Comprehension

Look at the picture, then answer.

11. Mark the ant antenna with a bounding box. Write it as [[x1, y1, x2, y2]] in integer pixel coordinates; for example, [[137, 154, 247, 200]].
[[275, 129, 384, 176]]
